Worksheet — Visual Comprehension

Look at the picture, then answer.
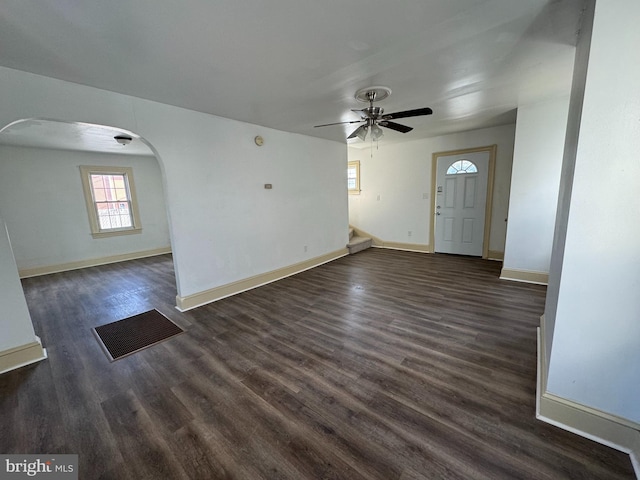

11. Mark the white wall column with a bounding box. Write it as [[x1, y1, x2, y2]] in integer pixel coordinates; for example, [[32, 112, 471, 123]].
[[546, 0, 640, 425], [501, 96, 570, 285], [0, 218, 46, 373], [538, 0, 640, 471]]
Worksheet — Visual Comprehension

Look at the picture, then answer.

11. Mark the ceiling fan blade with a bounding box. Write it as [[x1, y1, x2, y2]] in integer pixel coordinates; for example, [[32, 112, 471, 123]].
[[314, 119, 364, 128], [378, 121, 413, 133], [348, 125, 367, 140], [381, 107, 433, 120]]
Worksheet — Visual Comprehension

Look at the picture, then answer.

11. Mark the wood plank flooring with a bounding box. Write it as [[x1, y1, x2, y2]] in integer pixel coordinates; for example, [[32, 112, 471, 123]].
[[1, 249, 634, 479]]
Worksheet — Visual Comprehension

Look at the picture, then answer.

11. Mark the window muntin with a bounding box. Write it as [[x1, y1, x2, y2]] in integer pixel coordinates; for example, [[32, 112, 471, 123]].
[[80, 166, 142, 238], [348, 161, 360, 194], [446, 159, 478, 175]]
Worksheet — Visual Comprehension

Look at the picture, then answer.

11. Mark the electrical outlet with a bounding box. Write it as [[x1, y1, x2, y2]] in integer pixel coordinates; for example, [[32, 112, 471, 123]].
[[377, 194, 381, 201], [408, 231, 412, 237], [304, 245, 308, 252]]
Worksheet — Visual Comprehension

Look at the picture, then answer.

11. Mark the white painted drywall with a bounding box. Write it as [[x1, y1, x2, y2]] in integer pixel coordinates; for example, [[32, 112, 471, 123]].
[[0, 66, 347, 308], [543, 0, 594, 373], [502, 96, 570, 275], [0, 146, 170, 272], [348, 124, 515, 253], [546, 0, 640, 423], [0, 218, 39, 351]]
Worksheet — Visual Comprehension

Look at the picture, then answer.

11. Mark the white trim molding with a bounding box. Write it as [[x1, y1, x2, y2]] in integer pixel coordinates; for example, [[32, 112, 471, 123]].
[[349, 225, 430, 254], [79, 165, 143, 238], [500, 267, 549, 285], [176, 248, 348, 311], [0, 337, 47, 375], [487, 250, 504, 261], [537, 322, 640, 478], [372, 243, 430, 253], [18, 246, 172, 278]]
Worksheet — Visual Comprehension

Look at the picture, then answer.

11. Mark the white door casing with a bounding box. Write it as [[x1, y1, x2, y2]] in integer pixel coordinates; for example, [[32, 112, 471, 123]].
[[434, 150, 491, 256]]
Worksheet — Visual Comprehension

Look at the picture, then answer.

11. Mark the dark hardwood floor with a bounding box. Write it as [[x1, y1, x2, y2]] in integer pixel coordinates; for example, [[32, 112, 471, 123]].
[[1, 249, 634, 479]]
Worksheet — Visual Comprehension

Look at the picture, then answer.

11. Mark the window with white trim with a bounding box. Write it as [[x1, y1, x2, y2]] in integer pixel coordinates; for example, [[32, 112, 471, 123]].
[[348, 161, 360, 194], [80, 165, 142, 238]]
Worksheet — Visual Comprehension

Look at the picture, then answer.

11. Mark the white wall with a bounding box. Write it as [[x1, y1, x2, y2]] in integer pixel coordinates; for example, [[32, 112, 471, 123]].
[[348, 124, 515, 254], [0, 146, 170, 272], [543, 0, 594, 372], [546, 0, 640, 423], [502, 96, 570, 276], [0, 66, 347, 307], [0, 218, 39, 352]]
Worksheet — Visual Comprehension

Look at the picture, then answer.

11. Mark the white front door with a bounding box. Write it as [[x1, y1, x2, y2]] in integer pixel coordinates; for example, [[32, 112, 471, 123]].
[[434, 151, 489, 256]]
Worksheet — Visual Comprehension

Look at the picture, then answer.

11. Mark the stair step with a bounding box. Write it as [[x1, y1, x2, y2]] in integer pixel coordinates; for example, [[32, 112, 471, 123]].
[[347, 235, 372, 254]]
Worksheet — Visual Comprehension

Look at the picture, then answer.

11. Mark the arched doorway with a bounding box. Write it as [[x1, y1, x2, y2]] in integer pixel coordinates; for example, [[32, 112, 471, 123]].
[[0, 118, 176, 372]]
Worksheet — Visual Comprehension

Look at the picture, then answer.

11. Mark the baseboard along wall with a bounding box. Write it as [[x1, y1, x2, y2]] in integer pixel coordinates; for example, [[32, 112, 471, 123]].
[[0, 337, 47, 375], [349, 225, 504, 259], [536, 321, 640, 478], [176, 248, 349, 311], [500, 267, 549, 285], [18, 246, 172, 278]]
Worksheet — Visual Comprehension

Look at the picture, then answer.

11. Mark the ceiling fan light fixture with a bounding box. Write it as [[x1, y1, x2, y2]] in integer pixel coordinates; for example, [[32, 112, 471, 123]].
[[356, 125, 368, 141], [371, 124, 384, 141], [114, 135, 132, 146]]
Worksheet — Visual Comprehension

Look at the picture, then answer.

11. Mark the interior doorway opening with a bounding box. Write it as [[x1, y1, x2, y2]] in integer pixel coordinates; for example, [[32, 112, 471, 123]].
[[0, 118, 176, 282]]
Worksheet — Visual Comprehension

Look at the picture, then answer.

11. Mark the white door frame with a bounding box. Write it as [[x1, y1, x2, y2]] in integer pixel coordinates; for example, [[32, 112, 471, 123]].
[[429, 145, 497, 258]]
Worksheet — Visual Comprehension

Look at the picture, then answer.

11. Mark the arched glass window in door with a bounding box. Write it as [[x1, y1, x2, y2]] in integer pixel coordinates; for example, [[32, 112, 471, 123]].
[[446, 159, 478, 175]]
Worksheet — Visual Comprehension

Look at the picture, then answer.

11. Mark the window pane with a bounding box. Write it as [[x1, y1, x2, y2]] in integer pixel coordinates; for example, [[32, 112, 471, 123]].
[[113, 176, 126, 189], [93, 187, 107, 202], [96, 203, 112, 229], [446, 159, 478, 175], [91, 175, 105, 189], [95, 201, 133, 230], [115, 188, 128, 201]]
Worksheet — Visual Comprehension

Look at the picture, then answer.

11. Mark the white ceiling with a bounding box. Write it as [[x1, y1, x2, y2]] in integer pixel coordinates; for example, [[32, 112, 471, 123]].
[[0, 0, 585, 153], [0, 120, 153, 156]]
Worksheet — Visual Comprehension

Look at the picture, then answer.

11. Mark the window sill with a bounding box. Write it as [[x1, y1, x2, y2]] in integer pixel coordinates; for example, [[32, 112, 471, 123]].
[[91, 228, 142, 239], [348, 190, 361, 195]]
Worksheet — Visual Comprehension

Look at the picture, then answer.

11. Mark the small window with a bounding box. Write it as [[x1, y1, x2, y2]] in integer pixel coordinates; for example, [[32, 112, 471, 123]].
[[446, 159, 478, 175], [348, 161, 360, 194], [80, 166, 142, 238]]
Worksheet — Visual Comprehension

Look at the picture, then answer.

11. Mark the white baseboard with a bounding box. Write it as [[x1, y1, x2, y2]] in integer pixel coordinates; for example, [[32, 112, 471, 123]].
[[487, 250, 504, 261], [0, 336, 47, 375], [500, 267, 549, 285], [18, 246, 172, 278], [372, 243, 430, 253], [176, 248, 348, 311], [536, 325, 640, 478], [349, 225, 430, 253]]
